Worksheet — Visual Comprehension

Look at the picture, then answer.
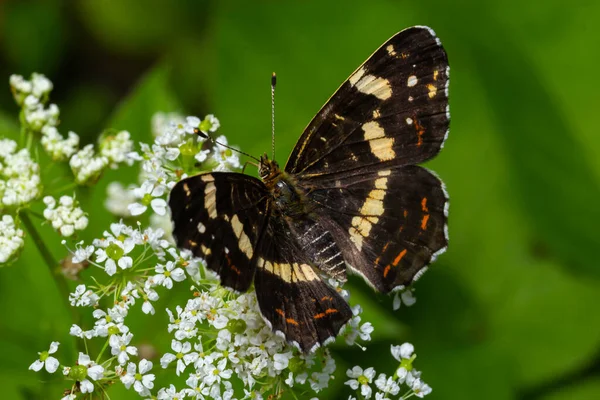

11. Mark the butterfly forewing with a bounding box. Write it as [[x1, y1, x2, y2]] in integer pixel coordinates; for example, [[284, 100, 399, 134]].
[[169, 173, 270, 291], [286, 26, 449, 177]]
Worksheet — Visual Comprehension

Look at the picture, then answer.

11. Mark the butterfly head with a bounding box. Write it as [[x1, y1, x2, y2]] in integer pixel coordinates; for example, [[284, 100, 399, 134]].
[[258, 153, 281, 182]]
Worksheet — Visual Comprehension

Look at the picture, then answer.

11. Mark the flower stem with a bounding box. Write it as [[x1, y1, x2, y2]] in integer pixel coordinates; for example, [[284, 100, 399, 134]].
[[19, 210, 73, 316]]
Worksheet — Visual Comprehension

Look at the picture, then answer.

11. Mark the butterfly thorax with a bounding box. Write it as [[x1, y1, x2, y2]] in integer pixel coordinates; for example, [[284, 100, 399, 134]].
[[259, 154, 310, 218]]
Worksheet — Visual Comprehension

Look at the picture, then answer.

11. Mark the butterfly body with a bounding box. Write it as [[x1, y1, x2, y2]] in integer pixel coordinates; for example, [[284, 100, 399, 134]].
[[170, 26, 450, 352]]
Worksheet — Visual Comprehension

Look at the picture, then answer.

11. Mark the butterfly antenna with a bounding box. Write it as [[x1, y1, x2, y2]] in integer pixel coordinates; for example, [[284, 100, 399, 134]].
[[194, 129, 260, 163], [271, 72, 277, 160]]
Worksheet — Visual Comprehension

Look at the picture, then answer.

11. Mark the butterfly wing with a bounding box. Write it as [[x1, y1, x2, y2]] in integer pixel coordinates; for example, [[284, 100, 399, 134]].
[[302, 164, 448, 293], [285, 26, 449, 177], [253, 213, 353, 351], [285, 26, 450, 291], [169, 172, 270, 291]]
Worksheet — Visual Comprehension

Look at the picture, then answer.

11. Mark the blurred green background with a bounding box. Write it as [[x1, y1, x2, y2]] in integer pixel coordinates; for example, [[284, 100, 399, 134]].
[[1, 0, 600, 399]]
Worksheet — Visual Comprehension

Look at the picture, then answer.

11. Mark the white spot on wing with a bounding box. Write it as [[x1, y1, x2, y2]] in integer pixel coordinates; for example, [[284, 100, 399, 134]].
[[386, 44, 396, 56], [349, 67, 366, 86], [350, 68, 392, 100], [407, 75, 418, 87]]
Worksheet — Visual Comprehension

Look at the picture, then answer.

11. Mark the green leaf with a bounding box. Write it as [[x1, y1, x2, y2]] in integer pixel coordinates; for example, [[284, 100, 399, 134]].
[[539, 379, 600, 400], [466, 17, 600, 279]]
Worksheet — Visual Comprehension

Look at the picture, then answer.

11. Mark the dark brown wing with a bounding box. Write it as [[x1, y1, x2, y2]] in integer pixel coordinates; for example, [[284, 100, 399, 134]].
[[285, 26, 449, 177], [253, 212, 352, 352], [303, 164, 448, 293], [169, 172, 269, 291]]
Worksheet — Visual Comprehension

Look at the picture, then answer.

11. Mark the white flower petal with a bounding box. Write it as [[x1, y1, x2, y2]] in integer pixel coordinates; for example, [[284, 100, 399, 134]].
[[29, 359, 44, 371], [45, 356, 59, 373], [128, 203, 147, 216]]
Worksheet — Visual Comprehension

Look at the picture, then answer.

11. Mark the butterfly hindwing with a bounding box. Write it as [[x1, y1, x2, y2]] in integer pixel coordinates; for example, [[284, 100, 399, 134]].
[[169, 172, 269, 291], [286, 26, 449, 177], [253, 214, 352, 351], [303, 164, 448, 292]]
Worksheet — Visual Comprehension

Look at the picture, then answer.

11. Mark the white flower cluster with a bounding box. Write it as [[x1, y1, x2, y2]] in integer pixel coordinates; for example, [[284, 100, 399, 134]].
[[9, 74, 137, 183], [118, 113, 240, 218], [346, 343, 432, 399], [0, 138, 41, 210], [107, 111, 244, 219], [10, 74, 75, 161], [69, 144, 109, 185], [24, 105, 423, 399], [156, 288, 343, 398], [99, 130, 136, 168], [51, 214, 372, 398], [41, 126, 79, 161], [43, 195, 88, 237], [0, 214, 25, 264], [10, 73, 53, 106]]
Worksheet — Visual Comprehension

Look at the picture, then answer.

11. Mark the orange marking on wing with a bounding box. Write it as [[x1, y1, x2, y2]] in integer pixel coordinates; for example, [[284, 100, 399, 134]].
[[230, 265, 241, 275], [383, 265, 391, 278], [421, 214, 430, 230], [433, 70, 439, 81], [401, 52, 409, 59], [321, 296, 333, 302], [314, 313, 326, 319], [275, 308, 285, 317], [325, 308, 338, 315], [188, 240, 198, 247], [382, 242, 391, 252], [374, 256, 381, 267], [393, 249, 407, 266], [414, 119, 426, 147], [421, 197, 429, 212], [286, 318, 299, 326], [403, 210, 408, 218]]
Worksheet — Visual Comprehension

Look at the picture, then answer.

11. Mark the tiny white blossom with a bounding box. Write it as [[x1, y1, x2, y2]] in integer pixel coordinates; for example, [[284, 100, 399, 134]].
[[99, 130, 136, 167], [0, 143, 41, 209], [72, 244, 94, 263], [273, 352, 292, 371], [154, 261, 186, 289], [29, 341, 60, 373], [70, 144, 108, 185], [391, 343, 414, 362], [211, 135, 240, 171], [43, 195, 88, 237], [121, 359, 155, 396], [393, 289, 417, 310], [76, 352, 104, 393], [68, 284, 99, 307], [157, 384, 185, 399], [374, 373, 400, 396], [94, 232, 136, 276], [110, 332, 138, 365], [160, 339, 195, 375], [40, 126, 79, 161], [128, 180, 168, 216], [0, 214, 25, 264], [345, 366, 375, 399]]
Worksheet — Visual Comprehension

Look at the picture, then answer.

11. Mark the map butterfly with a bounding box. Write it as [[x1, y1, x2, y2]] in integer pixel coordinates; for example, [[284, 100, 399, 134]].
[[169, 26, 450, 352]]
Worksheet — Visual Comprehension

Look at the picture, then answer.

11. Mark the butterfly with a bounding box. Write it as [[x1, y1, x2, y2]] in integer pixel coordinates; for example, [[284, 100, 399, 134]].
[[169, 26, 449, 352]]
